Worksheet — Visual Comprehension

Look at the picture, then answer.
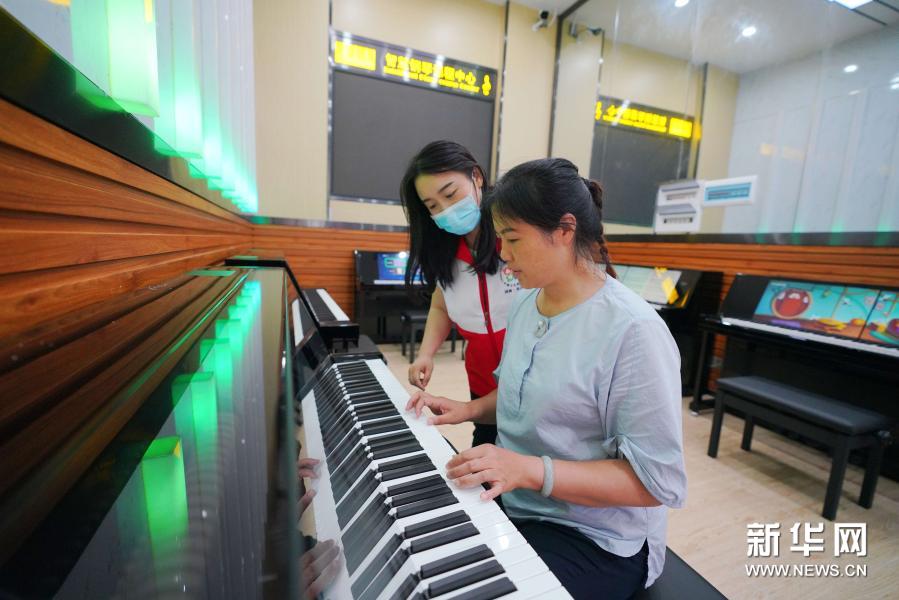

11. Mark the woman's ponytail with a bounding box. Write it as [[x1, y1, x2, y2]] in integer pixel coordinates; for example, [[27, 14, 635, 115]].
[[582, 177, 617, 279]]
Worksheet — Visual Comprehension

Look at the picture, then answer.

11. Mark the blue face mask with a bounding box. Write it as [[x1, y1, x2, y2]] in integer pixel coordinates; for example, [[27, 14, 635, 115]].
[[432, 194, 481, 236]]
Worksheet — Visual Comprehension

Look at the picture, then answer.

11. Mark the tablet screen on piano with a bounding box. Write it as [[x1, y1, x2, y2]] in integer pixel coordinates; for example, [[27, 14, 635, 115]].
[[860, 290, 899, 348], [751, 280, 878, 341], [618, 266, 682, 305]]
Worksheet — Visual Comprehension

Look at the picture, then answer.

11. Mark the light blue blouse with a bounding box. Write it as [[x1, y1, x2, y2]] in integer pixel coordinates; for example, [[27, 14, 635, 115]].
[[494, 275, 687, 588]]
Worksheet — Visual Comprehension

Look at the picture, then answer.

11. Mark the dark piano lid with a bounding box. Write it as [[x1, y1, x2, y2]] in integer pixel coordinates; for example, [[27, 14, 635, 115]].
[[0, 267, 301, 599]]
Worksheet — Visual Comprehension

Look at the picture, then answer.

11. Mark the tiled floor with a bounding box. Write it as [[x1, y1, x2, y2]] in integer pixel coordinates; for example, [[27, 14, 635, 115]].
[[380, 342, 899, 600]]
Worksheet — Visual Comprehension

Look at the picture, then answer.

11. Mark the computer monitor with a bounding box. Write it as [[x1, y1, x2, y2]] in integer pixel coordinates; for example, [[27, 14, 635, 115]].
[[751, 280, 878, 342]]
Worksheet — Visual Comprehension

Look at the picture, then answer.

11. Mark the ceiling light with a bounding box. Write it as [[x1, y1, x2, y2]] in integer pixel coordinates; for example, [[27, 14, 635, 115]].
[[741, 26, 757, 37], [675, 0, 690, 7], [830, 0, 873, 9], [844, 64, 858, 73]]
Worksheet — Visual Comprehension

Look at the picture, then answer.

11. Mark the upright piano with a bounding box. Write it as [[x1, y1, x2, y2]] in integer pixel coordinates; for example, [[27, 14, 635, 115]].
[[692, 274, 899, 478], [0, 263, 570, 599], [0, 266, 300, 598], [226, 252, 362, 352], [354, 250, 428, 343], [291, 284, 570, 599], [613, 264, 722, 395]]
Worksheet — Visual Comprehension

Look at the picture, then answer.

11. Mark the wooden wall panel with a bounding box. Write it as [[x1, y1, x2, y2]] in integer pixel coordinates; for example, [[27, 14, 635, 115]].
[[252, 224, 410, 317], [0, 99, 252, 339]]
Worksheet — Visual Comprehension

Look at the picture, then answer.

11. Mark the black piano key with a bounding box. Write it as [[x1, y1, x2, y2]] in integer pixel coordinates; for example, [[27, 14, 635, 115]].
[[351, 534, 404, 599], [362, 417, 407, 436], [390, 482, 451, 508], [367, 431, 416, 448], [327, 430, 362, 466], [380, 461, 439, 483], [403, 510, 470, 540], [315, 397, 344, 421], [325, 433, 368, 472], [386, 473, 444, 497], [394, 493, 459, 519], [342, 496, 390, 556], [390, 485, 453, 508], [378, 453, 431, 472], [451, 577, 517, 600], [341, 383, 382, 393], [331, 451, 372, 500], [331, 443, 367, 472], [371, 442, 423, 460], [388, 573, 421, 600], [343, 494, 387, 536], [346, 508, 395, 574], [355, 407, 400, 422], [353, 402, 398, 417], [324, 411, 355, 438], [350, 396, 392, 409], [343, 383, 385, 394], [323, 421, 356, 453], [410, 523, 479, 554], [336, 363, 374, 373], [427, 560, 505, 598], [336, 471, 380, 529], [357, 546, 413, 600], [335, 382, 384, 394], [369, 435, 419, 453], [318, 404, 351, 431], [420, 544, 494, 579]]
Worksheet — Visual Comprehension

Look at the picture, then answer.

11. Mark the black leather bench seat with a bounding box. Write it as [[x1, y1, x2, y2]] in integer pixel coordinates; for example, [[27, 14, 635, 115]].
[[716, 376, 891, 435]]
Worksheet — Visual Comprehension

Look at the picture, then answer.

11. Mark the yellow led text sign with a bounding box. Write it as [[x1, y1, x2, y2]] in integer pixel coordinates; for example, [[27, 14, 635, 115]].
[[331, 32, 496, 101], [334, 40, 377, 71], [595, 97, 694, 140]]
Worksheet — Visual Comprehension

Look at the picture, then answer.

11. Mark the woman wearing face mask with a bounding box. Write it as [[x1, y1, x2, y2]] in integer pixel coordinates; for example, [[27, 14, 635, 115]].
[[400, 140, 520, 448], [406, 158, 686, 599]]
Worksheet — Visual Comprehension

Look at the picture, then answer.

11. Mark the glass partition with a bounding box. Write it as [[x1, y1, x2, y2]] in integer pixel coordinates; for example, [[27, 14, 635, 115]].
[[551, 0, 899, 237]]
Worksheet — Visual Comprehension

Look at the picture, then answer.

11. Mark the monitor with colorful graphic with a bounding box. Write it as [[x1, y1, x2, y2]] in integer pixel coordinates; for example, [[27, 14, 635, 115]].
[[618, 266, 682, 305], [375, 252, 418, 284], [751, 280, 878, 341], [860, 290, 899, 347]]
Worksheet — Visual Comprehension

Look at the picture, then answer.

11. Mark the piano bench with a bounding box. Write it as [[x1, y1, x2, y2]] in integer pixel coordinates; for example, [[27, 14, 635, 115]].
[[707, 375, 894, 520], [400, 310, 457, 363], [633, 548, 725, 600]]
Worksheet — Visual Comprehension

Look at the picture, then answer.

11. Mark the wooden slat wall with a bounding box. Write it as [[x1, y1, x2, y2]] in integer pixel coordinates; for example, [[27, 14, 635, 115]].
[[3, 92, 896, 383], [252, 224, 410, 316], [0, 99, 253, 339]]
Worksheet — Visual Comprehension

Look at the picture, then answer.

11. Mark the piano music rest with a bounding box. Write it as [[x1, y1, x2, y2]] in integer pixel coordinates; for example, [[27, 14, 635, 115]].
[[708, 376, 894, 520]]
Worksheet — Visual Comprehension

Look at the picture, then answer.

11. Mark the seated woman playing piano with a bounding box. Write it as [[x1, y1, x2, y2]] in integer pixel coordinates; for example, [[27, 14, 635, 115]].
[[406, 158, 687, 600]]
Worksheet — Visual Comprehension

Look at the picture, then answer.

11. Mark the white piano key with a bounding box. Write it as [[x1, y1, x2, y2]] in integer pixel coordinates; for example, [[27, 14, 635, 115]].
[[723, 317, 899, 358], [302, 358, 570, 600]]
